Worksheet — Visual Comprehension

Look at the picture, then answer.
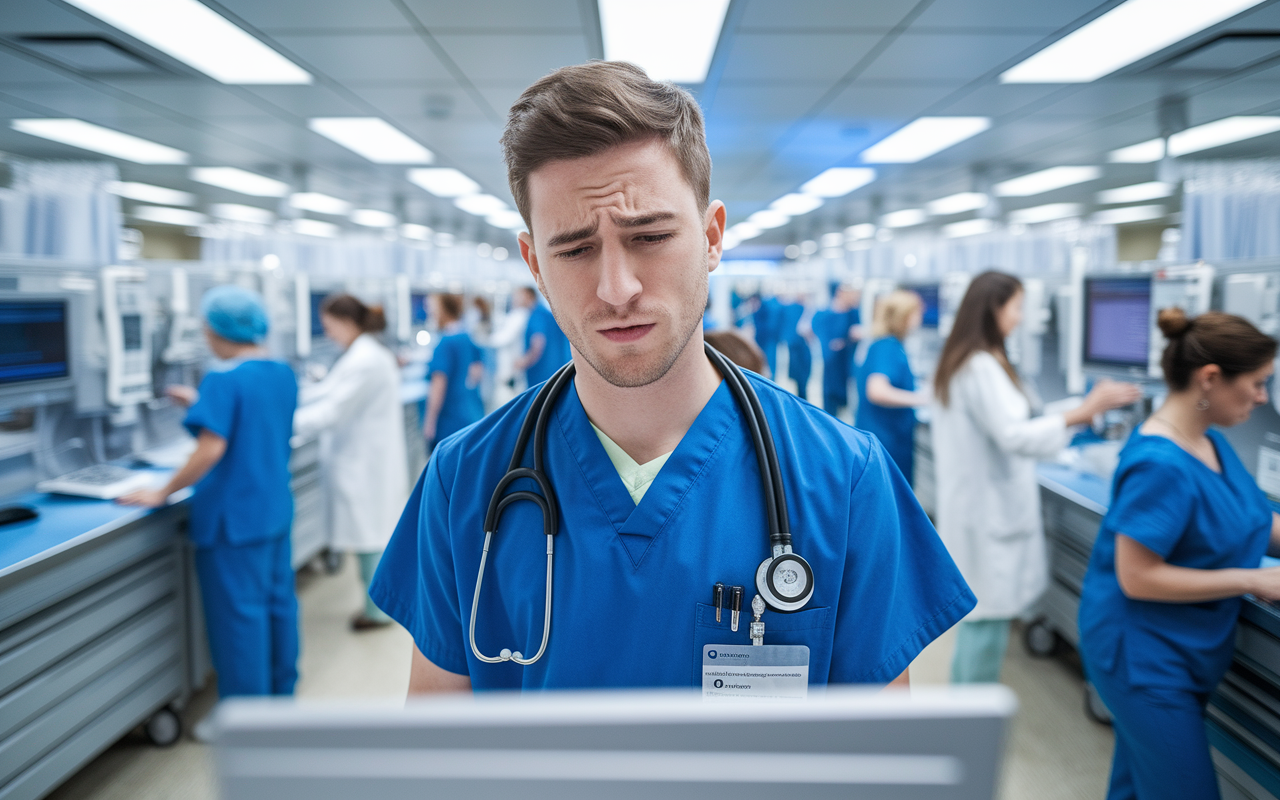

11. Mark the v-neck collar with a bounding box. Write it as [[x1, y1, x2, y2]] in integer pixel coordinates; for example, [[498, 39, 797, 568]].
[[554, 378, 737, 568]]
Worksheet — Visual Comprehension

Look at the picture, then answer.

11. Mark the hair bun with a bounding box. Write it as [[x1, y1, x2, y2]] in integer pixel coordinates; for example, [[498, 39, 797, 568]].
[[365, 304, 388, 333], [1157, 307, 1192, 339]]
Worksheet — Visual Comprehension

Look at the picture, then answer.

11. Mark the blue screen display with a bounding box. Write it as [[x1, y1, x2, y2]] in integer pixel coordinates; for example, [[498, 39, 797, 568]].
[[915, 284, 940, 328], [0, 300, 70, 385], [411, 293, 428, 324], [1085, 277, 1150, 367], [310, 292, 327, 338]]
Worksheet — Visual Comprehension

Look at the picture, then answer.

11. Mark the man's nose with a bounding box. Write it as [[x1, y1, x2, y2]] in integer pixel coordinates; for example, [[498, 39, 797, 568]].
[[597, 242, 643, 307]]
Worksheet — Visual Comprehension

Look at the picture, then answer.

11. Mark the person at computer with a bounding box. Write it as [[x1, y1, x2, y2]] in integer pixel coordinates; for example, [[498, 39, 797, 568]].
[[1078, 308, 1280, 800], [855, 289, 930, 484], [120, 286, 299, 722], [369, 61, 975, 694], [931, 270, 1140, 685]]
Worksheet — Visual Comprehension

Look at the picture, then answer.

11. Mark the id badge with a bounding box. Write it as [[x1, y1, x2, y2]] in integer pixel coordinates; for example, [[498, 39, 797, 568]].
[[702, 644, 809, 700]]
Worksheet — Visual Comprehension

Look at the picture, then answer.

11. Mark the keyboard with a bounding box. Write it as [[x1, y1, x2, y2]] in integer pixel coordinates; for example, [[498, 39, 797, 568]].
[[38, 464, 157, 500]]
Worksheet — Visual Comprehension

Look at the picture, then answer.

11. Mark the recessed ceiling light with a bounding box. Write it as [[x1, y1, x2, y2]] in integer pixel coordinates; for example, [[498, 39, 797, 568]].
[[289, 192, 351, 216], [308, 118, 433, 164], [747, 210, 790, 229], [861, 117, 991, 163], [1097, 182, 1174, 204], [12, 118, 187, 164], [1109, 139, 1166, 163], [926, 192, 989, 216], [351, 209, 397, 228], [943, 218, 996, 238], [105, 181, 195, 206], [730, 222, 762, 240], [1000, 0, 1267, 83], [881, 209, 927, 228], [1090, 204, 1167, 225], [191, 167, 289, 197], [292, 218, 339, 238], [801, 168, 876, 197], [211, 203, 274, 224], [1008, 203, 1083, 224], [131, 205, 207, 226], [598, 0, 731, 83], [63, 0, 311, 84], [845, 224, 876, 240], [486, 210, 526, 230], [400, 223, 432, 241], [994, 166, 1101, 197], [407, 168, 480, 198], [770, 194, 824, 216], [1108, 116, 1280, 163], [455, 194, 508, 216]]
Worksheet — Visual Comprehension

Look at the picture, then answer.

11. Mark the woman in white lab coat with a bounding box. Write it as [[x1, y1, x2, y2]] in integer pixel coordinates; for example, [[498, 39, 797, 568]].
[[294, 294, 409, 630], [931, 270, 1139, 683]]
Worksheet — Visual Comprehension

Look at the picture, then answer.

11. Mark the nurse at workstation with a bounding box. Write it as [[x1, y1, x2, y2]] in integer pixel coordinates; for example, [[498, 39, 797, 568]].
[[1079, 308, 1280, 800], [370, 61, 976, 695]]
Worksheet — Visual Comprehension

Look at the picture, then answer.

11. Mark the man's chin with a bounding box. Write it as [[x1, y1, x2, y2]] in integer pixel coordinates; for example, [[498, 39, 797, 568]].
[[580, 347, 675, 389]]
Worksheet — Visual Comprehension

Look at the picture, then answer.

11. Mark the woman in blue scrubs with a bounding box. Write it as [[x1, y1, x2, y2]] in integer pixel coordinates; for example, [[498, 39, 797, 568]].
[[1079, 308, 1280, 799], [121, 286, 299, 714], [811, 286, 861, 417], [425, 293, 485, 448], [856, 289, 929, 483]]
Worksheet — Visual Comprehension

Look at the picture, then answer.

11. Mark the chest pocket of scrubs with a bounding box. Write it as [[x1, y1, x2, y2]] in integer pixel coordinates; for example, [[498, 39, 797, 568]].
[[691, 602, 834, 686]]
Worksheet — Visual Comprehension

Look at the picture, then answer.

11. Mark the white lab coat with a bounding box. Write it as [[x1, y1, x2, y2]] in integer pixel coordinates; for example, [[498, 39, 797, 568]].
[[930, 351, 1071, 620], [294, 334, 409, 553]]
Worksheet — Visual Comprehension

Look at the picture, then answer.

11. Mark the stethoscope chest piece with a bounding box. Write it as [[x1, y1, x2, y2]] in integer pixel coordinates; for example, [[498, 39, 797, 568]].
[[755, 547, 814, 613]]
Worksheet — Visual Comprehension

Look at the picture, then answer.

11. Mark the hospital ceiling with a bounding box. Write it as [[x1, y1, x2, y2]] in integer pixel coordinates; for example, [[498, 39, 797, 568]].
[[3, 0, 1280, 252]]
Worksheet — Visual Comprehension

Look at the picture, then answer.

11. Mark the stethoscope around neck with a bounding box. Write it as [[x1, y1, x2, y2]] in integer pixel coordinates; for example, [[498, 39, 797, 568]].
[[468, 342, 815, 666]]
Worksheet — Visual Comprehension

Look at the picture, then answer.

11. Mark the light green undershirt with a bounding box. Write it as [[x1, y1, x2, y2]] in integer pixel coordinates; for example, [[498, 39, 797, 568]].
[[589, 422, 674, 505]]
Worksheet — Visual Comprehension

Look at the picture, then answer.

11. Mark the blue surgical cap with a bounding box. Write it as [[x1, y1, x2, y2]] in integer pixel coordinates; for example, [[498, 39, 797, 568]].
[[201, 285, 269, 344]]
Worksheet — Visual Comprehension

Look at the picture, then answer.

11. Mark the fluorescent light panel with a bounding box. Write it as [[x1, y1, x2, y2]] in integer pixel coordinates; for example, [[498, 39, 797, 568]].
[[1091, 204, 1167, 224], [861, 117, 990, 163], [729, 222, 762, 240], [845, 223, 876, 240], [292, 218, 339, 238], [351, 209, 397, 228], [400, 224, 432, 241], [308, 118, 433, 164], [289, 192, 351, 216], [770, 193, 824, 215], [211, 203, 274, 224], [1008, 203, 1083, 224], [994, 166, 1101, 197], [1109, 139, 1166, 163], [598, 0, 730, 83], [1109, 116, 1280, 163], [801, 167, 876, 197], [881, 209, 927, 228], [131, 205, 207, 226], [455, 194, 508, 216], [12, 118, 187, 164], [943, 218, 996, 238], [63, 0, 310, 84], [486, 210, 526, 230], [748, 210, 790, 229], [106, 181, 194, 206], [408, 168, 480, 198], [191, 167, 289, 197], [927, 192, 988, 216], [1000, 0, 1267, 83], [1097, 182, 1174, 204]]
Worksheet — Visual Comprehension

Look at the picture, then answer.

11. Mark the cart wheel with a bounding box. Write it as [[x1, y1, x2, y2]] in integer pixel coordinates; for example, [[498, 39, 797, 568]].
[[1023, 619, 1060, 658], [323, 550, 344, 575], [144, 707, 182, 747], [1084, 683, 1113, 726]]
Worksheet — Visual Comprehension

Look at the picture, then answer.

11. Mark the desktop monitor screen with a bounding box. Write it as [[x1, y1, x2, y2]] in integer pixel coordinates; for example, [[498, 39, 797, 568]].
[[310, 292, 328, 338], [0, 300, 70, 386], [411, 292, 429, 324], [914, 284, 940, 328], [1084, 277, 1150, 367]]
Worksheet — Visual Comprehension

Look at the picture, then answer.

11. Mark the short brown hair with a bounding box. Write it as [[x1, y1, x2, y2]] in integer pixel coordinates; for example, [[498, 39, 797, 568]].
[[435, 293, 464, 322], [1157, 308, 1276, 391], [501, 61, 712, 227]]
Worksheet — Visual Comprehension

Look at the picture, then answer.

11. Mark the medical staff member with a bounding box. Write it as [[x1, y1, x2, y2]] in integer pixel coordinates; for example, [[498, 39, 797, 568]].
[[371, 61, 974, 694], [856, 290, 929, 483], [121, 286, 298, 710], [932, 271, 1140, 683], [811, 286, 861, 417], [752, 293, 783, 377], [515, 290, 571, 387], [425, 293, 486, 447], [294, 293, 408, 631], [780, 295, 812, 398], [1079, 309, 1280, 800]]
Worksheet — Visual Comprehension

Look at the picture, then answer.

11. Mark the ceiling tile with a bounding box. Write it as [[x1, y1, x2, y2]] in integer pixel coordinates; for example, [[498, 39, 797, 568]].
[[432, 33, 590, 83], [212, 0, 409, 31], [0, 47, 85, 86], [910, 0, 1108, 31], [0, 0, 110, 36], [860, 32, 1046, 82], [822, 81, 964, 118], [240, 84, 371, 119], [720, 33, 883, 82], [399, 0, 585, 31], [271, 33, 455, 83], [736, 0, 918, 31], [706, 81, 834, 123], [934, 83, 1076, 118]]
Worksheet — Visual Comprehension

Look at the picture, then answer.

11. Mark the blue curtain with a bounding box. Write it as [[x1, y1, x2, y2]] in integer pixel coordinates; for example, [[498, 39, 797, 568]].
[[1180, 160, 1280, 261]]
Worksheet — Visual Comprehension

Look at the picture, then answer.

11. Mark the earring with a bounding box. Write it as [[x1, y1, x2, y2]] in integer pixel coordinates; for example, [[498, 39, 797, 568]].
[[1195, 396, 1210, 412]]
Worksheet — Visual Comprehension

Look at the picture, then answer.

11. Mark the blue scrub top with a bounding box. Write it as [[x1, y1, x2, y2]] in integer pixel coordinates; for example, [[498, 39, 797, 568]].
[[812, 308, 858, 398], [371, 371, 975, 690], [184, 359, 297, 548], [753, 296, 783, 346], [429, 330, 485, 443], [524, 303, 571, 387], [780, 302, 805, 344], [855, 337, 917, 481], [1078, 429, 1273, 691]]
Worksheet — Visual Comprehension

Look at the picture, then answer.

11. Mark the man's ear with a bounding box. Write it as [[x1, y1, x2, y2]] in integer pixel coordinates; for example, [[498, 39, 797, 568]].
[[704, 200, 726, 274], [518, 231, 540, 284]]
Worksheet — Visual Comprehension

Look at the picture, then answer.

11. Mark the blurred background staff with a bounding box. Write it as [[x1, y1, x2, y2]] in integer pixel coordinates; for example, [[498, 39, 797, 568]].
[[294, 293, 407, 631], [781, 294, 813, 398], [811, 285, 861, 417], [855, 290, 931, 483], [931, 270, 1141, 685], [515, 289, 571, 387], [120, 286, 299, 734], [1079, 309, 1279, 799], [425, 293, 485, 449], [751, 292, 782, 378], [486, 286, 536, 403]]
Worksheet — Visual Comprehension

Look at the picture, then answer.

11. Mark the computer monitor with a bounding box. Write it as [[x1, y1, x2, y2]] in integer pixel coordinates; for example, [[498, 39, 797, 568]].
[[310, 291, 328, 338], [0, 298, 71, 390], [410, 292, 429, 325], [1083, 276, 1151, 377], [913, 284, 940, 329], [214, 687, 1015, 800]]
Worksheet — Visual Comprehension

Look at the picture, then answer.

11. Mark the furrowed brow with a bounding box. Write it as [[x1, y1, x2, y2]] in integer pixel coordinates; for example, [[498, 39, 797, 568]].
[[546, 223, 598, 249], [613, 212, 678, 228]]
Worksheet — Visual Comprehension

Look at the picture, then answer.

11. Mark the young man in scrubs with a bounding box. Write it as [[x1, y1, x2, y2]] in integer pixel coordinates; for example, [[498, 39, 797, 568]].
[[371, 61, 975, 693]]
